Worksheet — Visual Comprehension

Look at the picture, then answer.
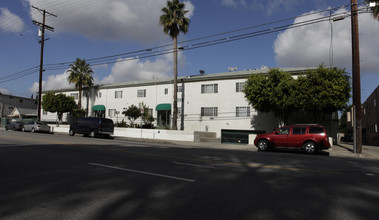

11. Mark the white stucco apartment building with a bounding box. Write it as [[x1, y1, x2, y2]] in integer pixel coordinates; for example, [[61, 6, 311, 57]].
[[42, 67, 334, 141]]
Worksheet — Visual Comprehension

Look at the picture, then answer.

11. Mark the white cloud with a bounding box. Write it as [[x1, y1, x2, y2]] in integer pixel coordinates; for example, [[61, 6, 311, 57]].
[[29, 71, 71, 93], [274, 8, 379, 73], [99, 54, 176, 84], [25, 0, 195, 44], [28, 52, 185, 92], [0, 8, 24, 33], [0, 88, 12, 95]]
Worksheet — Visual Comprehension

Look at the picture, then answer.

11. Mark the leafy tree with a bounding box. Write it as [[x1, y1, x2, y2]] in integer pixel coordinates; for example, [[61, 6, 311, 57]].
[[365, 0, 379, 20], [244, 68, 297, 125], [122, 105, 141, 127], [67, 58, 94, 109], [42, 92, 77, 124], [296, 66, 351, 123], [160, 0, 190, 130], [244, 66, 351, 125], [140, 103, 155, 127]]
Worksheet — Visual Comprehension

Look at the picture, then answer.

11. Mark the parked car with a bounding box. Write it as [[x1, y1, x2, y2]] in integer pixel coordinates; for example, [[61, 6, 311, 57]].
[[5, 121, 24, 131], [69, 117, 114, 138], [22, 121, 51, 133], [254, 124, 331, 154]]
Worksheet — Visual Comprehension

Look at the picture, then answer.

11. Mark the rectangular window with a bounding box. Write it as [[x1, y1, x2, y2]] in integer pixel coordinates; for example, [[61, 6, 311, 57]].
[[236, 82, 245, 92], [42, 109, 47, 115], [236, 106, 250, 117], [201, 107, 218, 117], [201, 84, 218, 94], [70, 93, 78, 100], [137, 89, 146, 98], [178, 85, 183, 93], [115, 91, 122, 99], [164, 88, 168, 95], [99, 92, 102, 98], [293, 127, 306, 135], [309, 127, 324, 134], [108, 109, 116, 117]]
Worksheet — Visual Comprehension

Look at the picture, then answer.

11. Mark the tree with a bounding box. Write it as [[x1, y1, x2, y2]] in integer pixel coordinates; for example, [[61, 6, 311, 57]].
[[365, 0, 379, 20], [140, 103, 155, 128], [244, 68, 297, 125], [67, 58, 94, 109], [244, 66, 351, 125], [122, 105, 141, 127], [296, 66, 351, 123], [42, 92, 77, 124], [159, 0, 190, 130]]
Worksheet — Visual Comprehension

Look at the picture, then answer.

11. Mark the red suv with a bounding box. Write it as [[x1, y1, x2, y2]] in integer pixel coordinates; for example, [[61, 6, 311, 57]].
[[254, 124, 331, 154]]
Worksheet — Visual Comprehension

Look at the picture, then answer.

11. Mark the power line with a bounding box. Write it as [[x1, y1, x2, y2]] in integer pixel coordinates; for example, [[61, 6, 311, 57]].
[[0, 4, 359, 83]]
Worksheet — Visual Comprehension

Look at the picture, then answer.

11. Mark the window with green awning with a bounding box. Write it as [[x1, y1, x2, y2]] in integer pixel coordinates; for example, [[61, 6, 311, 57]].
[[156, 103, 171, 111], [92, 105, 106, 111]]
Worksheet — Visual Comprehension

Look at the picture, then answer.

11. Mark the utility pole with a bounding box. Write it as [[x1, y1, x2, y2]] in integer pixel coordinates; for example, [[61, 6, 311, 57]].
[[351, 0, 362, 153], [32, 6, 57, 121]]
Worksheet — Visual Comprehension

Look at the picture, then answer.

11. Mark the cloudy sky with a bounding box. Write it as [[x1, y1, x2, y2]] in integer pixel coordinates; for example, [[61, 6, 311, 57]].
[[0, 0, 378, 101]]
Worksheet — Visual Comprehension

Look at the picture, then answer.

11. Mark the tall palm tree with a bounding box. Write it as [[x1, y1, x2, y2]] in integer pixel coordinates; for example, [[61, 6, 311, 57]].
[[67, 58, 94, 109], [365, 0, 379, 20], [159, 0, 190, 130]]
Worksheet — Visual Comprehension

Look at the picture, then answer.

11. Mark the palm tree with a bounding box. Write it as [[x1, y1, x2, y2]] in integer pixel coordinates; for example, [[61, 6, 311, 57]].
[[159, 0, 190, 130], [366, 0, 379, 20], [67, 58, 94, 109]]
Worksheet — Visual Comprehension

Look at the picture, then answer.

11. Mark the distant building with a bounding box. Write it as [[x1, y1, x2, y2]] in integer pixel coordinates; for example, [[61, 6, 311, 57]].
[[362, 86, 379, 146], [0, 93, 38, 125]]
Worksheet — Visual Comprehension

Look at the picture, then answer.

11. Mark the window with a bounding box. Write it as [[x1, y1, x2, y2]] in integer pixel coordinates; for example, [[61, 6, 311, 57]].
[[115, 91, 122, 99], [201, 84, 218, 94], [70, 93, 78, 100], [99, 92, 102, 98], [236, 107, 250, 117], [236, 82, 245, 92], [164, 88, 168, 95], [178, 85, 183, 92], [278, 127, 290, 135], [201, 107, 218, 117], [309, 127, 324, 134], [108, 109, 116, 117], [137, 89, 146, 98], [43, 109, 48, 115], [293, 127, 306, 135]]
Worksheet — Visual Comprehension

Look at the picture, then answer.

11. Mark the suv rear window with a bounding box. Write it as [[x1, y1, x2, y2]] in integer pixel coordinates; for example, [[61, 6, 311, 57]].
[[309, 127, 324, 134], [293, 127, 306, 134]]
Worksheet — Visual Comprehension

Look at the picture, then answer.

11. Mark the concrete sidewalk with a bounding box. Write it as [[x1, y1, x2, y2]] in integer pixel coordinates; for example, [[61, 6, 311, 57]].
[[331, 142, 379, 160]]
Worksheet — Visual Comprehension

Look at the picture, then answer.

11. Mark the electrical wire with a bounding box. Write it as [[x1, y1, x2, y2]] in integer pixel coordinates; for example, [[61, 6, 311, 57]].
[[0, 3, 367, 84]]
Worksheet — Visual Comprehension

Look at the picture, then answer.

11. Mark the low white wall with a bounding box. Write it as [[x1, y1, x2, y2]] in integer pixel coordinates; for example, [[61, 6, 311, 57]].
[[50, 124, 194, 142]]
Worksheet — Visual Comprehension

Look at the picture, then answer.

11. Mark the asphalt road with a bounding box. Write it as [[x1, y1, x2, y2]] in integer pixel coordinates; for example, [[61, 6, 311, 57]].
[[1, 130, 379, 220]]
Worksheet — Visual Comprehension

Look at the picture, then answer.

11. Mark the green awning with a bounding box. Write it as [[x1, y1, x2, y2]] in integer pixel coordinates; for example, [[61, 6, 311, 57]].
[[156, 103, 171, 111], [92, 105, 106, 111]]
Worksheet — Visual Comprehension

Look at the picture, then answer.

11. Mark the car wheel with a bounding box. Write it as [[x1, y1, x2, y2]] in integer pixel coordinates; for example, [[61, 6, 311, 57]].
[[90, 130, 96, 138], [257, 139, 269, 151], [303, 141, 317, 154], [69, 130, 75, 136]]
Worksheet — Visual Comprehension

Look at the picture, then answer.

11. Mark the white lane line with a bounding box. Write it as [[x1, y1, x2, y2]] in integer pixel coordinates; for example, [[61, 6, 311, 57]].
[[172, 161, 215, 169], [89, 163, 195, 182]]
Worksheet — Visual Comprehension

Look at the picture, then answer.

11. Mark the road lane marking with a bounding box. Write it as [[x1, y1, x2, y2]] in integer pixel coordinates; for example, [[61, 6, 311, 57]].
[[89, 162, 195, 182], [1, 133, 344, 175], [172, 161, 215, 169]]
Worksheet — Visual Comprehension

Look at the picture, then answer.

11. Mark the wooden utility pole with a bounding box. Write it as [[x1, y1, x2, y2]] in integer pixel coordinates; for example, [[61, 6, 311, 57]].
[[351, 0, 362, 153], [32, 6, 56, 121]]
